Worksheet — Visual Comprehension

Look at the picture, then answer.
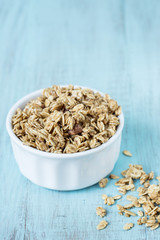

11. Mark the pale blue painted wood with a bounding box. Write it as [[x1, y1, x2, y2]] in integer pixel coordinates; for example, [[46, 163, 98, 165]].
[[0, 0, 160, 239]]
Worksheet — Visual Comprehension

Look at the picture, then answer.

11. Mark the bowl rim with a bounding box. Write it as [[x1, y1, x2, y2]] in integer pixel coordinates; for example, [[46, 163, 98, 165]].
[[6, 86, 124, 159]]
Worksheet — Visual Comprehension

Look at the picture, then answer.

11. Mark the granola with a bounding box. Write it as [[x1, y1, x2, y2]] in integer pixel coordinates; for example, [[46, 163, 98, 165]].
[[99, 178, 108, 188], [97, 163, 160, 231], [96, 207, 106, 217], [123, 150, 132, 157], [12, 85, 121, 154], [137, 210, 144, 217], [123, 223, 134, 230], [118, 164, 160, 230], [109, 174, 119, 179], [96, 220, 108, 230]]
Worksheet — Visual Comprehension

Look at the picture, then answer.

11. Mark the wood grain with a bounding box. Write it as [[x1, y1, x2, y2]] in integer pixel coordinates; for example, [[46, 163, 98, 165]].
[[0, 0, 160, 239]]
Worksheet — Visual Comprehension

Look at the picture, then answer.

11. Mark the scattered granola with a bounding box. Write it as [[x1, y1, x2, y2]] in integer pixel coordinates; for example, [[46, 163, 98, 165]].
[[140, 173, 148, 185], [102, 194, 121, 205], [124, 210, 136, 217], [96, 220, 108, 230], [119, 164, 160, 229], [109, 174, 119, 179], [102, 194, 108, 200], [113, 195, 122, 200], [99, 178, 108, 188], [150, 223, 159, 230], [137, 210, 144, 217], [106, 197, 115, 206], [123, 150, 132, 157], [137, 218, 143, 225], [123, 223, 134, 230], [144, 180, 150, 188], [12, 85, 121, 154], [96, 207, 106, 217], [115, 176, 135, 195], [148, 171, 154, 180], [117, 204, 125, 211], [124, 203, 134, 209], [97, 163, 160, 231], [126, 195, 138, 202], [141, 216, 147, 224]]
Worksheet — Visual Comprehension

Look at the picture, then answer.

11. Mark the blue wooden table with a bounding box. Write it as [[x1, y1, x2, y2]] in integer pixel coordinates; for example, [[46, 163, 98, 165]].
[[1, 0, 160, 239]]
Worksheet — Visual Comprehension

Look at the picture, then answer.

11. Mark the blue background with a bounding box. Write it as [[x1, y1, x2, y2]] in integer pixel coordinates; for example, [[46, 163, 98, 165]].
[[0, 0, 160, 239]]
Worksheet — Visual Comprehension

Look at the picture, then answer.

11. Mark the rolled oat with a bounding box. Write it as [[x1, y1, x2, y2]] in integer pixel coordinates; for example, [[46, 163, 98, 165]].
[[123, 223, 134, 230], [123, 150, 132, 157], [137, 211, 144, 217], [96, 207, 106, 218], [96, 220, 108, 230], [109, 174, 119, 179], [99, 178, 108, 188]]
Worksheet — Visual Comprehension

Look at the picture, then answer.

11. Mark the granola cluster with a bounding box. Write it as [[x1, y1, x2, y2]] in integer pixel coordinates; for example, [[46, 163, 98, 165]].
[[12, 85, 121, 154], [96, 157, 160, 231]]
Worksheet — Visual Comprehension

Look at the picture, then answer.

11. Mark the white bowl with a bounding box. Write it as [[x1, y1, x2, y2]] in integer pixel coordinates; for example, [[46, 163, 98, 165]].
[[6, 87, 124, 190]]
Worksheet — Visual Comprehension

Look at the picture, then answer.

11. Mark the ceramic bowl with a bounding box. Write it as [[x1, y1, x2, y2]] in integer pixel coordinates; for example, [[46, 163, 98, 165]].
[[6, 87, 124, 190]]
